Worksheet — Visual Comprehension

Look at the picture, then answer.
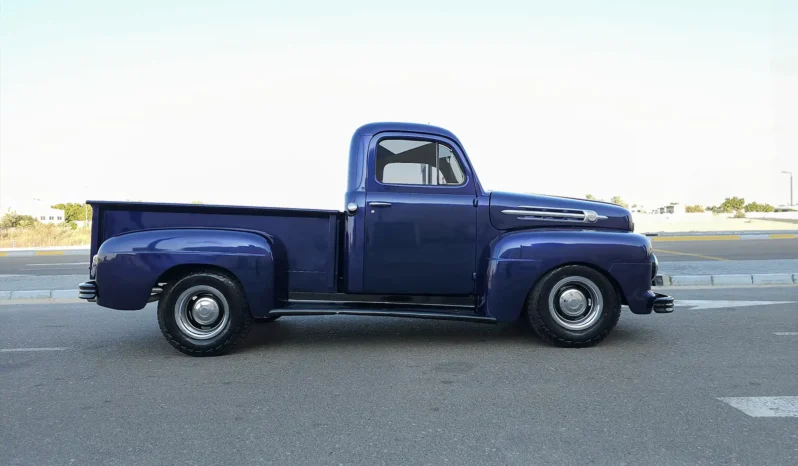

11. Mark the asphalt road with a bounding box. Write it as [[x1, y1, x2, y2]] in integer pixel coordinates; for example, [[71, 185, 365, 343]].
[[652, 238, 798, 261], [2, 287, 797, 465], [0, 254, 89, 276]]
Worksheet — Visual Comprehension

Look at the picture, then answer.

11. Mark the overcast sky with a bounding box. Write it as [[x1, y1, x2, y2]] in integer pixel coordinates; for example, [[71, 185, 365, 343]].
[[1, 0, 796, 210]]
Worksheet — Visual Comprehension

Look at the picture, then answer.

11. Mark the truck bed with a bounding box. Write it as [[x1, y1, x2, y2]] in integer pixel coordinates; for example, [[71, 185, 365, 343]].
[[88, 200, 343, 293]]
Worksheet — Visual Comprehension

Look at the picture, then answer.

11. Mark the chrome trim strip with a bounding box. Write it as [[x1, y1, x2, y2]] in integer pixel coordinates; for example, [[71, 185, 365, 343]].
[[502, 209, 585, 219], [502, 206, 608, 222], [270, 308, 497, 323], [286, 299, 471, 309]]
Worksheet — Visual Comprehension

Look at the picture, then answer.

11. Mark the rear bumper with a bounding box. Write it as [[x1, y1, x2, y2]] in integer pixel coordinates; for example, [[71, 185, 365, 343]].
[[79, 280, 97, 302]]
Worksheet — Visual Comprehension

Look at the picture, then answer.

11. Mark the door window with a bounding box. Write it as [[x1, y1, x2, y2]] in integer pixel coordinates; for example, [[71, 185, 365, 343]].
[[376, 139, 466, 186]]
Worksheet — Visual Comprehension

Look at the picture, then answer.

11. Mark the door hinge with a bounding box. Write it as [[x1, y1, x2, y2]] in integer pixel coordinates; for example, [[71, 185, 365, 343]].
[[472, 198, 478, 207]]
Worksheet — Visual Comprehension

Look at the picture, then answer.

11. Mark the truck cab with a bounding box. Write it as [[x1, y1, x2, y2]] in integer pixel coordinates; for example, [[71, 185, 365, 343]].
[[79, 122, 674, 356]]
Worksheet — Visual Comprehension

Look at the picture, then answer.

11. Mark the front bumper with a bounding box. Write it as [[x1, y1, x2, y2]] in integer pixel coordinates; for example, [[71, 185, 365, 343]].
[[79, 280, 97, 302], [652, 292, 674, 313]]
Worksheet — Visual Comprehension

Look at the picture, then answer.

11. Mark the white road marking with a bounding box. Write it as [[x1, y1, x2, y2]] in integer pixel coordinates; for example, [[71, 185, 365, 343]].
[[0, 347, 68, 353], [718, 397, 798, 418], [25, 263, 87, 267], [677, 300, 795, 310], [774, 332, 798, 336]]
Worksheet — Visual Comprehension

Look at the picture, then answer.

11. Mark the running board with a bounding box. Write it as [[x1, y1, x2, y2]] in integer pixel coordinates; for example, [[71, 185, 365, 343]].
[[269, 308, 498, 324]]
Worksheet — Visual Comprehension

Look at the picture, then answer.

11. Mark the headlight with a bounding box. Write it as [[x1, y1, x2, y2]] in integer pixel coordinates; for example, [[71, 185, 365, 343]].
[[651, 253, 659, 280]]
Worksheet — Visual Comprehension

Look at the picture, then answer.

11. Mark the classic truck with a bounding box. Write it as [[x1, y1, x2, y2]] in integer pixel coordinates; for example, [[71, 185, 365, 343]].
[[78, 122, 674, 356]]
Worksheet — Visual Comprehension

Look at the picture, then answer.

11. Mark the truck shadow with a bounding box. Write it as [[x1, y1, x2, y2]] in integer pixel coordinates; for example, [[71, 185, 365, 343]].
[[235, 316, 536, 351], [233, 316, 646, 352]]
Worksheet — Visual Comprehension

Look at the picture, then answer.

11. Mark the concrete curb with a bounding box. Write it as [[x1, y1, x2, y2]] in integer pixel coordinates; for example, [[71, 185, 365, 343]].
[[0, 290, 79, 300], [656, 273, 798, 287]]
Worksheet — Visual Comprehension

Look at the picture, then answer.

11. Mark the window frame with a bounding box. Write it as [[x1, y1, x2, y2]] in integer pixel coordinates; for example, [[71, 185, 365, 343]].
[[367, 132, 474, 195]]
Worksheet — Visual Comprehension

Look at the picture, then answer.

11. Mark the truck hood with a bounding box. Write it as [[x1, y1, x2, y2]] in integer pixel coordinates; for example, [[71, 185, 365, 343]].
[[488, 191, 633, 232]]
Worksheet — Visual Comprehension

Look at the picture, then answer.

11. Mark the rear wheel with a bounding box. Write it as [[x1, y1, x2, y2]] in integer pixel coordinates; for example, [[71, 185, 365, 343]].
[[525, 265, 621, 347], [157, 270, 253, 356]]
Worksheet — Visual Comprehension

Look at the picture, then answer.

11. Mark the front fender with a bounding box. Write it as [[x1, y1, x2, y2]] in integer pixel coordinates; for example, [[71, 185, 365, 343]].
[[478, 229, 653, 321], [95, 228, 275, 316]]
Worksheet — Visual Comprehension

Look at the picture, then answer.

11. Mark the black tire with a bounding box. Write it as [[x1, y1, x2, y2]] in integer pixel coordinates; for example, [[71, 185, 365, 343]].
[[525, 265, 621, 347], [157, 270, 253, 356]]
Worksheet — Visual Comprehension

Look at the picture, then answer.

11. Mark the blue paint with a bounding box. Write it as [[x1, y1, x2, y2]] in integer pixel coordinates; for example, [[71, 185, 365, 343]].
[[94, 228, 276, 317], [479, 229, 652, 321], [83, 121, 668, 325]]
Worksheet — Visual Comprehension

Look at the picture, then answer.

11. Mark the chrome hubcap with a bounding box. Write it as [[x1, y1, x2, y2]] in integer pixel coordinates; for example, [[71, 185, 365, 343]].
[[174, 285, 230, 340], [558, 289, 588, 317], [192, 297, 220, 325], [548, 276, 604, 331]]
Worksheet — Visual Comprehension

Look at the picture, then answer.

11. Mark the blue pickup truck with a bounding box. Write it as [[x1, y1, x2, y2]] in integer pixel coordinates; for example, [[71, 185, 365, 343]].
[[79, 122, 674, 356]]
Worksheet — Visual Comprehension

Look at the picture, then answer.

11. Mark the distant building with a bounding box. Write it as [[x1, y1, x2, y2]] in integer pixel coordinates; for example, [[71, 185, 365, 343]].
[[655, 203, 685, 214], [0, 200, 65, 224]]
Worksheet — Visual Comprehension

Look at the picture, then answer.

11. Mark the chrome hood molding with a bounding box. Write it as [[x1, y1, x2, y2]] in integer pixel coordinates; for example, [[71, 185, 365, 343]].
[[489, 191, 633, 232]]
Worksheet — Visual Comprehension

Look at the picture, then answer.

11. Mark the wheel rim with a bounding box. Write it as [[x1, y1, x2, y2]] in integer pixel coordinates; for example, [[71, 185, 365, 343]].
[[174, 285, 230, 340], [547, 276, 604, 331]]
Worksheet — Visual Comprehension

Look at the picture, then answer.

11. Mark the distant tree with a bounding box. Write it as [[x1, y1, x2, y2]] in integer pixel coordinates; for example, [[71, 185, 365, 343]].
[[1, 212, 39, 229], [685, 205, 705, 213], [52, 203, 93, 222], [191, 201, 203, 204], [632, 204, 638, 208], [744, 202, 775, 213], [610, 196, 628, 208], [585, 194, 596, 200], [718, 197, 745, 213]]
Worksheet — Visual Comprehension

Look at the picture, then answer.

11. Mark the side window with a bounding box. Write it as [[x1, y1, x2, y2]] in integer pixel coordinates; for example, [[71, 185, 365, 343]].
[[376, 138, 466, 186]]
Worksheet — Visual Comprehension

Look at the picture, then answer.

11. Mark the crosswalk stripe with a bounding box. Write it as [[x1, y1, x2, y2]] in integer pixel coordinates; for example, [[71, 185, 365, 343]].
[[718, 397, 798, 417]]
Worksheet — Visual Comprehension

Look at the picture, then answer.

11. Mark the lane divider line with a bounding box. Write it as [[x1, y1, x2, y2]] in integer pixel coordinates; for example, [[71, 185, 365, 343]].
[[0, 347, 69, 353], [652, 248, 728, 261], [774, 332, 798, 336], [650, 233, 798, 242]]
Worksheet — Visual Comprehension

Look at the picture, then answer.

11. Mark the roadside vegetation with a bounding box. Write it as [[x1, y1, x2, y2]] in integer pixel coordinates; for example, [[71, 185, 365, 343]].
[[0, 204, 92, 248], [584, 193, 786, 216]]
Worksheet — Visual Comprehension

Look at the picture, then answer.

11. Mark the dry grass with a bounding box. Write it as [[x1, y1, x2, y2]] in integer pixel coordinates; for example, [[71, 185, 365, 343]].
[[0, 224, 91, 248]]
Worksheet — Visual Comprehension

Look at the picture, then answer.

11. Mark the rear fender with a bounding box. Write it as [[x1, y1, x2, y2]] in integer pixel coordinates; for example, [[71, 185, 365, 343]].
[[478, 229, 653, 321], [95, 228, 275, 317]]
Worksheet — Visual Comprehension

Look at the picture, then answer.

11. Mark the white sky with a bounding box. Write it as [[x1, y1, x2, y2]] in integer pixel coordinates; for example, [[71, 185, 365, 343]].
[[1, 2, 796, 211]]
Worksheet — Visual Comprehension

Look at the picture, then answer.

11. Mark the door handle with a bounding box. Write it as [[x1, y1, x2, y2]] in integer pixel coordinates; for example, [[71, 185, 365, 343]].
[[368, 202, 392, 207]]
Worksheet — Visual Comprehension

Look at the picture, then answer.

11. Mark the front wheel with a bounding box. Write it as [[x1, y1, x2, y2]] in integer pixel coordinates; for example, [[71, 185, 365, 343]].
[[525, 265, 622, 347], [157, 270, 253, 356]]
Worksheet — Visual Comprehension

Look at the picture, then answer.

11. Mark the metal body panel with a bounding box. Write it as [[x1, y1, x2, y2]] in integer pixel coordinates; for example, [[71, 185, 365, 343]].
[[92, 203, 340, 295], [488, 191, 632, 232], [478, 229, 655, 321], [94, 228, 277, 317]]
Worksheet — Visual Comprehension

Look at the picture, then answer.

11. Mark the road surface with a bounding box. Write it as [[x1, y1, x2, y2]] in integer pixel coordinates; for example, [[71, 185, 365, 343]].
[[0, 254, 89, 276], [2, 286, 797, 465], [652, 237, 798, 261]]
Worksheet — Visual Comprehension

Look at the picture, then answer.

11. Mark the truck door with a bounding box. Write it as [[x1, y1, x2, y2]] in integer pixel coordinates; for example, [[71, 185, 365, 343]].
[[363, 133, 477, 296]]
